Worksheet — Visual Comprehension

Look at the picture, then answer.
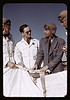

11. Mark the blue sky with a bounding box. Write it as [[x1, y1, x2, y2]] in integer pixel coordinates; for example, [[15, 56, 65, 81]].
[[3, 3, 67, 60]]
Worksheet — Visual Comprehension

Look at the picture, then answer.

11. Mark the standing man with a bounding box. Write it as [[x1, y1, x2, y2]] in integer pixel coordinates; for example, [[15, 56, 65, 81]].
[[3, 18, 16, 96], [3, 18, 16, 73], [33, 23, 65, 73], [58, 10, 67, 29], [14, 24, 40, 69], [58, 10, 67, 53], [14, 24, 44, 95]]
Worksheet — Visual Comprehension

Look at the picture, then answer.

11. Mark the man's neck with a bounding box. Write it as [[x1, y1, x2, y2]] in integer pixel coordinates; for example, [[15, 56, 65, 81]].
[[24, 37, 31, 44], [3, 33, 10, 38]]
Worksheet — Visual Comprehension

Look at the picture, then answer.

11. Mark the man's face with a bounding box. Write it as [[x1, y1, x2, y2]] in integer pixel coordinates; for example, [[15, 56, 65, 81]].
[[22, 27, 31, 39], [44, 29, 51, 38], [59, 16, 67, 29], [61, 17, 67, 29], [3, 26, 11, 35]]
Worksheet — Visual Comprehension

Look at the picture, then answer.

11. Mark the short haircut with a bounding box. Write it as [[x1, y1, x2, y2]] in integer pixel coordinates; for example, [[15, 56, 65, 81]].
[[3, 19, 11, 26], [19, 24, 28, 32]]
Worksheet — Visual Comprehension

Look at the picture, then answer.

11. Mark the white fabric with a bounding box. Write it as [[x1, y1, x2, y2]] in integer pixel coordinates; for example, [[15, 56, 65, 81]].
[[36, 70, 67, 97], [3, 36, 67, 97], [14, 38, 43, 69], [3, 66, 67, 97], [3, 37, 44, 97], [3, 68, 43, 97]]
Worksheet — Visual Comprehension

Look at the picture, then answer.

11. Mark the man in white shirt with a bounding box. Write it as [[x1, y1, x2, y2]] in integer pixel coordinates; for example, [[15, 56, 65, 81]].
[[14, 24, 40, 69], [3, 18, 16, 73], [14, 24, 42, 85], [3, 23, 43, 97], [3, 18, 17, 96]]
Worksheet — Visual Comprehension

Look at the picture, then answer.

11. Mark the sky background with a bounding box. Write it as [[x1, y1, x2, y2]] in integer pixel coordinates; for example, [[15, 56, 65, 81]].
[[3, 3, 67, 60]]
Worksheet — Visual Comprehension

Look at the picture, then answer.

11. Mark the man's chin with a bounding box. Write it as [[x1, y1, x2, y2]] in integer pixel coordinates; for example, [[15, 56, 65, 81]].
[[45, 36, 49, 38]]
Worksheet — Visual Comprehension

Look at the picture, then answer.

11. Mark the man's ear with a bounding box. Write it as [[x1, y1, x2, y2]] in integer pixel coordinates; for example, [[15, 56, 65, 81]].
[[21, 32, 24, 36]]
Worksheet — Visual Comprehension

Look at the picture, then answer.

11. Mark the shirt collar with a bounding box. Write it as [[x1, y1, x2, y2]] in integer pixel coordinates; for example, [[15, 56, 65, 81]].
[[21, 38, 31, 45], [21, 38, 35, 46]]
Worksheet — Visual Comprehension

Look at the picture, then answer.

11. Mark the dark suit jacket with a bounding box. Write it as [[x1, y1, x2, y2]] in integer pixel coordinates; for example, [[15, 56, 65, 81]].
[[36, 35, 65, 73]]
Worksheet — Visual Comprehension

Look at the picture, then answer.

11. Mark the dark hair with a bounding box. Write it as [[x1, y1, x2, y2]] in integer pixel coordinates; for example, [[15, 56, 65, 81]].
[[19, 24, 28, 32], [4, 20, 11, 26]]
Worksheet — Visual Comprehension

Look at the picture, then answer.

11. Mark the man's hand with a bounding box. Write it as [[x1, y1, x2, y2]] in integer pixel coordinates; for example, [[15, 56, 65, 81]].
[[6, 61, 16, 68], [17, 62, 24, 68], [40, 65, 48, 72], [32, 64, 38, 70], [61, 46, 67, 52]]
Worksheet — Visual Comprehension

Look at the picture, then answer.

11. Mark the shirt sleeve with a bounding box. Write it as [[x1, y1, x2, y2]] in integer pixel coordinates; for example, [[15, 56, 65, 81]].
[[14, 45, 23, 64]]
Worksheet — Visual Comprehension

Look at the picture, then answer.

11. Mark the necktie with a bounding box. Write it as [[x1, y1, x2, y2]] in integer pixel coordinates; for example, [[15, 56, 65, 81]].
[[48, 38, 51, 52]]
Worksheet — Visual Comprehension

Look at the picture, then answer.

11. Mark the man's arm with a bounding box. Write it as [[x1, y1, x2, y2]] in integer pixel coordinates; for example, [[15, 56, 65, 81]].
[[33, 39, 44, 70], [41, 39, 65, 72], [14, 44, 24, 67], [5, 61, 16, 68]]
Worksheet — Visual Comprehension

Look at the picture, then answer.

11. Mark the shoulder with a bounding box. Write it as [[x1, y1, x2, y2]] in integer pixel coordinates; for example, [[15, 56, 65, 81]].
[[40, 37, 45, 41], [56, 36, 65, 43], [32, 38, 39, 42], [40, 37, 46, 43], [32, 38, 39, 44], [16, 40, 22, 47]]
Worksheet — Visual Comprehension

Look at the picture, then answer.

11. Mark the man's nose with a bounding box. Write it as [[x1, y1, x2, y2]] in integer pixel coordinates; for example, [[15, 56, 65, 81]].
[[29, 32, 31, 35], [44, 30, 46, 33]]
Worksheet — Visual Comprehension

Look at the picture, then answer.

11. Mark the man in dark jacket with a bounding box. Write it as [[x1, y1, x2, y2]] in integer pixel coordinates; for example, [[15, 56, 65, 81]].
[[33, 23, 65, 73], [58, 10, 67, 53]]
